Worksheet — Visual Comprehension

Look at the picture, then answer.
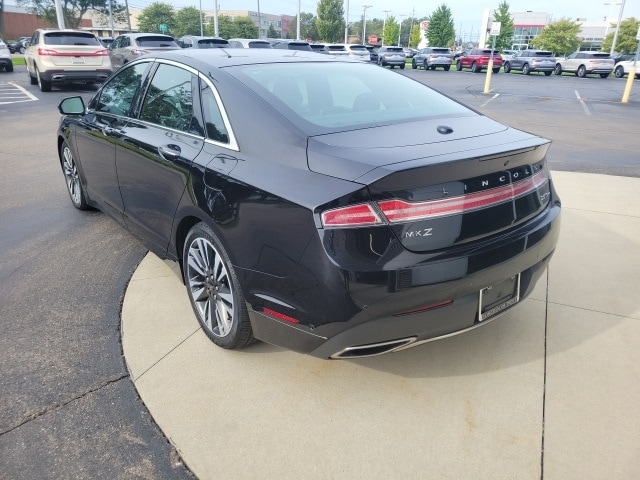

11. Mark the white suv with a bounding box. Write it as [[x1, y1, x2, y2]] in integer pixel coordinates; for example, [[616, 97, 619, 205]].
[[0, 37, 13, 72], [25, 29, 112, 92]]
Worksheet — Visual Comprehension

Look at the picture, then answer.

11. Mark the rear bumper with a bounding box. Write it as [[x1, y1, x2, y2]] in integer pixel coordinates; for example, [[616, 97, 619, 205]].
[[248, 201, 561, 359], [39, 69, 112, 84]]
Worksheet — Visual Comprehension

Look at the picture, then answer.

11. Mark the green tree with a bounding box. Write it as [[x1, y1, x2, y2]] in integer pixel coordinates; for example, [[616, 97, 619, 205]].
[[299, 12, 319, 40], [211, 14, 234, 38], [173, 7, 202, 37], [232, 17, 259, 38], [17, 0, 126, 29], [426, 4, 455, 48], [491, 1, 514, 51], [602, 17, 640, 54], [530, 19, 581, 56], [409, 24, 421, 48], [383, 16, 399, 46], [316, 0, 344, 43], [267, 24, 278, 38], [137, 2, 176, 34]]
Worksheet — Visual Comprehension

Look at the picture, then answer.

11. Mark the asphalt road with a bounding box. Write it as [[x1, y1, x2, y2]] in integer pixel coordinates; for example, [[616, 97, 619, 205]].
[[0, 63, 638, 479]]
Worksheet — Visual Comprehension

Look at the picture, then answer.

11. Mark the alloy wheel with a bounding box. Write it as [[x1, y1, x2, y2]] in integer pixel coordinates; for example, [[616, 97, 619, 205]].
[[62, 145, 82, 206]]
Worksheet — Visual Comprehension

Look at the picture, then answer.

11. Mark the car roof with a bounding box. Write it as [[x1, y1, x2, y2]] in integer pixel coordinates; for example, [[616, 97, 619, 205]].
[[135, 48, 350, 68]]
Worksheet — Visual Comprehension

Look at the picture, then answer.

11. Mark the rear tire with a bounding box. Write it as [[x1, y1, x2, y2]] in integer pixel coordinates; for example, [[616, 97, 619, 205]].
[[504, 62, 511, 73], [471, 62, 479, 73], [443, 65, 450, 71], [456, 60, 462, 71], [492, 67, 500, 73], [184, 223, 254, 350], [411, 59, 417, 69], [576, 65, 586, 78], [522, 63, 530, 75], [599, 73, 609, 78], [400, 63, 405, 69], [614, 66, 624, 78], [27, 65, 37, 85], [544, 71, 552, 76], [5, 62, 13, 72], [36, 67, 51, 92]]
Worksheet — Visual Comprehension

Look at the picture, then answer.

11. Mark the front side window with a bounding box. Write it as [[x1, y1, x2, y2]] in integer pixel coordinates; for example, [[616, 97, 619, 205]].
[[139, 63, 196, 133], [94, 62, 149, 116]]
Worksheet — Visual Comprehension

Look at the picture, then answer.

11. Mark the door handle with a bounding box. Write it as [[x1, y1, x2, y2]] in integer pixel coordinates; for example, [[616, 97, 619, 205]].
[[158, 145, 181, 160]]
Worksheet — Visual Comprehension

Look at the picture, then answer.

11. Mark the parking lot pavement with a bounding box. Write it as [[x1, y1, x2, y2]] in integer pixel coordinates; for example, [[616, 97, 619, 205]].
[[0, 81, 38, 105], [122, 172, 640, 479]]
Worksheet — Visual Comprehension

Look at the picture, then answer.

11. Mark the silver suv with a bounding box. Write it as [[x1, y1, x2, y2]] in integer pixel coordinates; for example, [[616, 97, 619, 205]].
[[377, 46, 406, 69], [412, 47, 452, 71], [109, 33, 180, 70], [503, 50, 555, 75]]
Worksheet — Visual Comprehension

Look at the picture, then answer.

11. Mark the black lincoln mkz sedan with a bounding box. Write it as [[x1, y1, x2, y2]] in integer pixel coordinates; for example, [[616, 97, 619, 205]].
[[57, 49, 560, 359]]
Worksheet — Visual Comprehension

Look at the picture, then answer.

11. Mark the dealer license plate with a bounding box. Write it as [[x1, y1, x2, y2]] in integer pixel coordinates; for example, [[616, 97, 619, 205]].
[[478, 273, 521, 322]]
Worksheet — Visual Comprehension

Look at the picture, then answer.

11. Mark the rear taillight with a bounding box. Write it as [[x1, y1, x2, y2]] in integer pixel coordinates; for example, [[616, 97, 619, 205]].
[[37, 48, 108, 57], [38, 48, 59, 56], [321, 170, 549, 228], [131, 49, 148, 56], [321, 204, 382, 228]]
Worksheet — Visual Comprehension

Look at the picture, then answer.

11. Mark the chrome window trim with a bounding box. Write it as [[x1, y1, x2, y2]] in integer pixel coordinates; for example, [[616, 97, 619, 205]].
[[198, 72, 239, 152]]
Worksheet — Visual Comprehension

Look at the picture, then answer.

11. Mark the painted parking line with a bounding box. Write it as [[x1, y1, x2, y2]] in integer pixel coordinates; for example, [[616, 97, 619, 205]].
[[0, 82, 38, 105], [574, 90, 592, 116]]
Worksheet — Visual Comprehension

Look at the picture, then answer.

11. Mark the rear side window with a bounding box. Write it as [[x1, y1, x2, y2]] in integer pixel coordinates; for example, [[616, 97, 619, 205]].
[[95, 62, 149, 116], [44, 32, 101, 46], [248, 41, 271, 48], [140, 63, 196, 133], [432, 48, 450, 54], [201, 85, 230, 143], [536, 51, 553, 57]]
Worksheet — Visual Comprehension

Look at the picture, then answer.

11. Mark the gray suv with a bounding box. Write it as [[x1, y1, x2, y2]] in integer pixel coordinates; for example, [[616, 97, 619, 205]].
[[377, 46, 406, 69], [503, 50, 555, 75], [109, 33, 180, 70], [412, 47, 452, 71]]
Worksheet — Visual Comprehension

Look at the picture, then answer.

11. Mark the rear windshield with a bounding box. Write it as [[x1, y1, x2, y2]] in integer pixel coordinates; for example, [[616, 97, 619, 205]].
[[44, 32, 101, 46], [230, 62, 472, 133], [327, 45, 347, 52], [136, 36, 178, 47], [386, 47, 404, 52], [536, 51, 553, 56], [197, 39, 229, 48], [349, 45, 367, 51], [431, 48, 450, 53], [480, 49, 500, 55], [248, 41, 272, 48]]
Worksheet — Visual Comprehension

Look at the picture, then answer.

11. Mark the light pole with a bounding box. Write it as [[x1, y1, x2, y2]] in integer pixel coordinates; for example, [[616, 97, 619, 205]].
[[398, 13, 406, 47], [362, 5, 372, 45], [382, 10, 390, 46], [344, 0, 350, 43], [609, 0, 626, 55], [604, 2, 621, 38], [199, 0, 203, 36], [213, 0, 219, 36]]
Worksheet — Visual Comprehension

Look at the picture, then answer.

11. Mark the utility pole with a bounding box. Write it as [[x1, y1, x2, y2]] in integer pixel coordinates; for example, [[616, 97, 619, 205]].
[[609, 0, 626, 55], [408, 6, 415, 48], [398, 13, 406, 47], [362, 4, 372, 45], [213, 0, 219, 36], [344, 0, 350, 43], [382, 10, 390, 46]]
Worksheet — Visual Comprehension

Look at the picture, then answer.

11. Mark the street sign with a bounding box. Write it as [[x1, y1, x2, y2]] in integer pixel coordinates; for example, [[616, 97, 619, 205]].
[[159, 23, 168, 33], [420, 21, 429, 31], [369, 35, 377, 44], [490, 22, 501, 36]]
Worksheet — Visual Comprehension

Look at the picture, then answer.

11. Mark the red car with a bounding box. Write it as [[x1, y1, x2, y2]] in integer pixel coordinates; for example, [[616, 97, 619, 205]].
[[456, 48, 502, 73]]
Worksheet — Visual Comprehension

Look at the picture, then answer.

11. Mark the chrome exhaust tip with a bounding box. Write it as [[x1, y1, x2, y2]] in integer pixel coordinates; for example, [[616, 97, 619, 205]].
[[330, 337, 417, 359]]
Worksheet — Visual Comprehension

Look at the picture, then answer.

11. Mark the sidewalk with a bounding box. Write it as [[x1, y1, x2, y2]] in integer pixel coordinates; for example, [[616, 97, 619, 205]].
[[121, 171, 640, 479]]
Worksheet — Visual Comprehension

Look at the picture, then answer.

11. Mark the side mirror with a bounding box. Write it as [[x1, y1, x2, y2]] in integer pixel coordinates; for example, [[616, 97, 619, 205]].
[[58, 96, 86, 115]]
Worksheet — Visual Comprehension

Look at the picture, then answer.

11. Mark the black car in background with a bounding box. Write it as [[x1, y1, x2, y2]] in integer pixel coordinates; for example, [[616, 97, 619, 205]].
[[56, 49, 560, 359], [8, 36, 31, 53]]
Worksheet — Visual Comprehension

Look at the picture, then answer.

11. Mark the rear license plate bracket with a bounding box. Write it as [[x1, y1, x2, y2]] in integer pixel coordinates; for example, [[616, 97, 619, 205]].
[[478, 273, 521, 322]]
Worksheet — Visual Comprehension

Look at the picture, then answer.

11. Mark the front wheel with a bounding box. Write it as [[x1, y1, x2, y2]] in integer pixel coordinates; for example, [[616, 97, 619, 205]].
[[400, 63, 405, 69], [504, 62, 511, 73], [522, 63, 530, 75], [411, 59, 417, 69], [492, 67, 500, 73], [471, 62, 479, 73], [544, 71, 552, 76], [443, 65, 450, 71], [614, 66, 624, 78], [184, 223, 254, 350], [554, 64, 562, 75], [60, 140, 90, 210]]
